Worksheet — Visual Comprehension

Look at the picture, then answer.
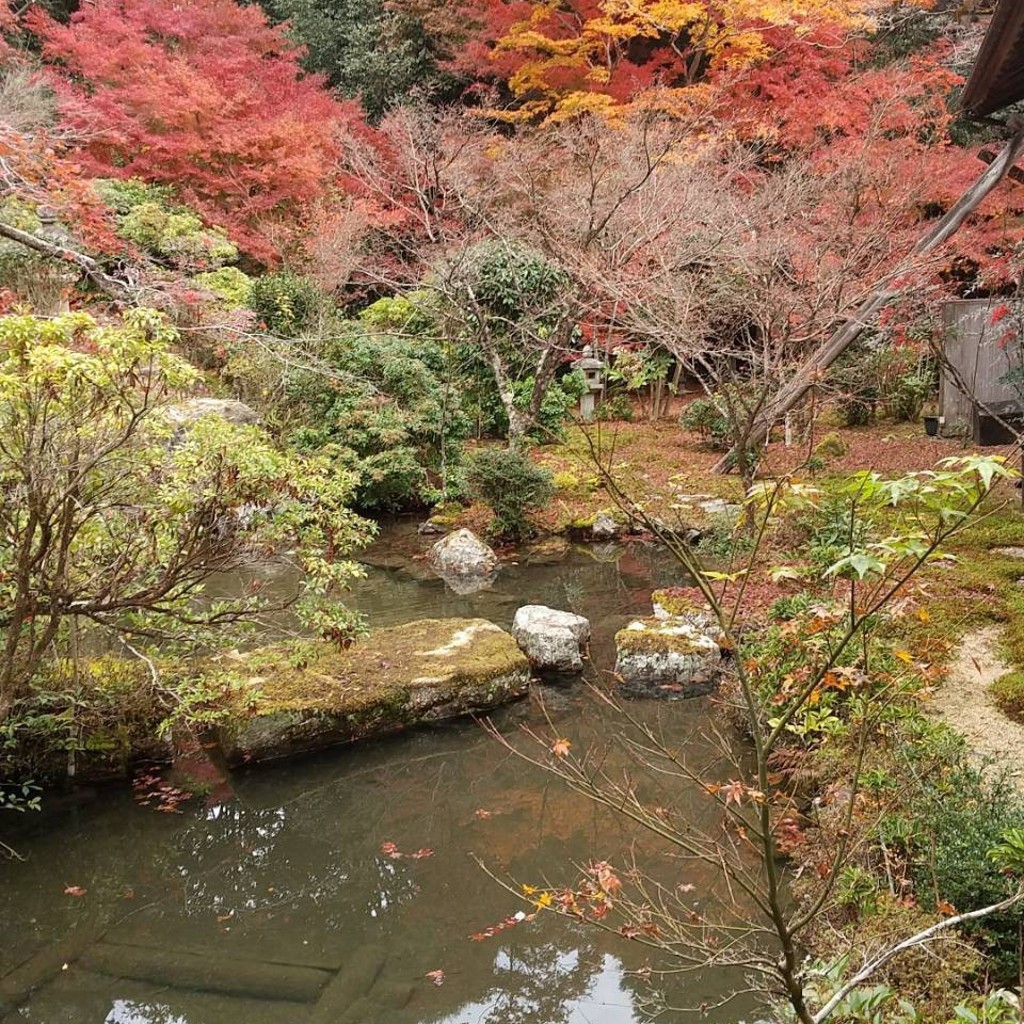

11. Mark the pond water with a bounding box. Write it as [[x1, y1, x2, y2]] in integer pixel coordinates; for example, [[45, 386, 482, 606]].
[[0, 525, 762, 1024]]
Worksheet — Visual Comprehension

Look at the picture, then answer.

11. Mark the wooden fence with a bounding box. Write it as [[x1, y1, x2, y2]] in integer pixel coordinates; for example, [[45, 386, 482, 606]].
[[939, 299, 1022, 438]]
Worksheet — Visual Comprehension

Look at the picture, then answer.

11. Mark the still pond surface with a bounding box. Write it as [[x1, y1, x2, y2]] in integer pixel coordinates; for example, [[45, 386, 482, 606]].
[[1, 525, 760, 1024]]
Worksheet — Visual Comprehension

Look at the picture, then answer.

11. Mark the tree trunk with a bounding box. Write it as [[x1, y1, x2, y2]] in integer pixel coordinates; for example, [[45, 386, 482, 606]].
[[714, 127, 1024, 472], [0, 220, 133, 302]]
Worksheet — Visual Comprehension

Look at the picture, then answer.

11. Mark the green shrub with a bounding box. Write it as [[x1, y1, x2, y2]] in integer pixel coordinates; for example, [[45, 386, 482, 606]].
[[597, 392, 635, 422], [696, 512, 751, 560], [804, 495, 870, 571], [284, 328, 470, 511], [466, 447, 554, 541], [95, 179, 237, 270], [358, 292, 438, 334], [680, 397, 729, 449], [515, 371, 587, 442], [193, 266, 253, 308], [768, 592, 815, 621], [814, 432, 848, 459], [829, 346, 936, 426], [248, 272, 324, 337], [990, 670, 1024, 723], [903, 747, 1024, 985], [889, 371, 934, 422]]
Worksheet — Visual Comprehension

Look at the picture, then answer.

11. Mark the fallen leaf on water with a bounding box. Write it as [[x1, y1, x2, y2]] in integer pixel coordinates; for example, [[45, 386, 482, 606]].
[[551, 738, 571, 758], [63, 886, 87, 897], [425, 969, 445, 986]]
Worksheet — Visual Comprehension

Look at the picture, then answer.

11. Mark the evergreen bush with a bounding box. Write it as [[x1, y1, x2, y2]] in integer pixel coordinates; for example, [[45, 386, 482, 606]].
[[466, 447, 554, 541]]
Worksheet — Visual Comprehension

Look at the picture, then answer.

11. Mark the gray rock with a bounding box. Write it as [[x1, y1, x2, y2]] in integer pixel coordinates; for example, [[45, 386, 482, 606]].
[[512, 605, 591, 673], [166, 398, 260, 428], [591, 512, 619, 541], [417, 518, 449, 536], [428, 528, 499, 577], [614, 618, 721, 698], [697, 498, 742, 522]]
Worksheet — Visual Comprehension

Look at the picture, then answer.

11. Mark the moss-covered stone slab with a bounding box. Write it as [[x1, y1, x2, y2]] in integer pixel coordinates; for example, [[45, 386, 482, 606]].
[[218, 619, 529, 764], [614, 618, 721, 699]]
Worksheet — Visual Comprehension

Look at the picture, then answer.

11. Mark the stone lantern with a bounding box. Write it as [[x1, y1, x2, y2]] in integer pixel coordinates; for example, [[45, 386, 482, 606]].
[[572, 344, 606, 422]]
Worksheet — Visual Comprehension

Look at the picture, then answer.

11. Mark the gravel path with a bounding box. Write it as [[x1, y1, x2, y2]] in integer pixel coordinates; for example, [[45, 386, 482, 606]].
[[931, 626, 1024, 790]]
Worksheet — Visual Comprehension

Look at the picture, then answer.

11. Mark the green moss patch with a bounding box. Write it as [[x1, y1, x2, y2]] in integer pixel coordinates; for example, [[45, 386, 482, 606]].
[[651, 587, 709, 618], [217, 618, 529, 763], [991, 670, 1024, 724], [614, 618, 714, 657]]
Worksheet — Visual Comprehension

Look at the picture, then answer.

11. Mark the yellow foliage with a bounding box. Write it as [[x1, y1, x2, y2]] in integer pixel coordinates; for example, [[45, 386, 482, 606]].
[[486, 0, 930, 124]]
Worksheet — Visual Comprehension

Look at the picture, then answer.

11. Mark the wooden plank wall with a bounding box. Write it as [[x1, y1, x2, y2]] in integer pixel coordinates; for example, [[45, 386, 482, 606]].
[[939, 299, 1020, 435]]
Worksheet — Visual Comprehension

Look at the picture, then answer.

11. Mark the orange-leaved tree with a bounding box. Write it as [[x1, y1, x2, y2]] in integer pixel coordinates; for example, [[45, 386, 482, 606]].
[[421, 0, 935, 122], [29, 0, 366, 264]]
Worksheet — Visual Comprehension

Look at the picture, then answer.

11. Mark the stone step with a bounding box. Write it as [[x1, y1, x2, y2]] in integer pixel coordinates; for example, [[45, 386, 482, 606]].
[[79, 941, 331, 1003], [0, 926, 101, 1014], [308, 945, 387, 1024]]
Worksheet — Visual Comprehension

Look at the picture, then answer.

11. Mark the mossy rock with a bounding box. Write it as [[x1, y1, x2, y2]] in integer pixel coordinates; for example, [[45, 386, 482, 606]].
[[614, 618, 722, 699], [651, 587, 709, 619], [217, 619, 529, 764]]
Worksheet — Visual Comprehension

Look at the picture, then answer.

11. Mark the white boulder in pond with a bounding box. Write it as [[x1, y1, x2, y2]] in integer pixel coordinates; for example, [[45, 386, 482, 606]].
[[428, 528, 499, 577], [614, 618, 721, 698], [591, 512, 619, 540], [512, 605, 591, 673]]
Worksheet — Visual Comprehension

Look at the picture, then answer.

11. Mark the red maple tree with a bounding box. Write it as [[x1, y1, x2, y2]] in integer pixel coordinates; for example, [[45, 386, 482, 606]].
[[30, 0, 363, 264]]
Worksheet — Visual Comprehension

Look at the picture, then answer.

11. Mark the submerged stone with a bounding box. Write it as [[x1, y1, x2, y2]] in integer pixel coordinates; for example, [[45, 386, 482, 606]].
[[218, 618, 528, 764], [614, 618, 721, 699], [512, 605, 591, 674]]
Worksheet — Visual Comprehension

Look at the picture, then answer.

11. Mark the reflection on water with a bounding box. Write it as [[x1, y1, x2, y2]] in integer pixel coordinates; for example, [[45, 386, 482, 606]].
[[1, 523, 759, 1024]]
